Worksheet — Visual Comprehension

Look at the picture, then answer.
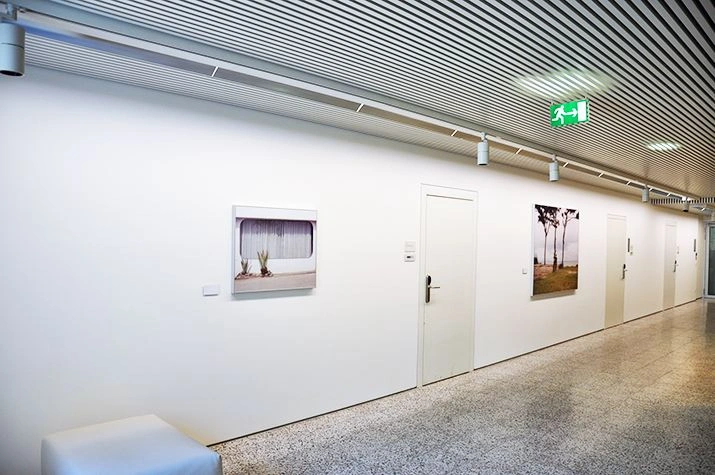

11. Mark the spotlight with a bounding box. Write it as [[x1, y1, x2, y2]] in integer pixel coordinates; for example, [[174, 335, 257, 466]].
[[641, 187, 650, 202], [682, 199, 689, 212], [549, 158, 559, 182], [0, 22, 25, 77], [477, 134, 489, 166]]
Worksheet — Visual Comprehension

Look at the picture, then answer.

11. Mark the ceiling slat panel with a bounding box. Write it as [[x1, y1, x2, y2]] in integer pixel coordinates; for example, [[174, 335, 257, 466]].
[[683, 0, 715, 52], [650, 1, 715, 81], [536, 0, 715, 122], [613, 0, 715, 101], [467, 1, 715, 144]]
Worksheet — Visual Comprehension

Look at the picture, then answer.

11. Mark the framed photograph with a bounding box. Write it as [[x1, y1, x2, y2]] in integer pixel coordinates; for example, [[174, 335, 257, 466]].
[[532, 204, 579, 296], [233, 206, 317, 294]]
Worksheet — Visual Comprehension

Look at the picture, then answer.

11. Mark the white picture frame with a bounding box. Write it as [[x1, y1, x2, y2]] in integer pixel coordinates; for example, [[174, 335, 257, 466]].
[[232, 205, 317, 294]]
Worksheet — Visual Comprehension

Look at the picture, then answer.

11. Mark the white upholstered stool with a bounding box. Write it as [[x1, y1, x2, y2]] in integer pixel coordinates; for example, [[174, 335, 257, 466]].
[[41, 415, 223, 475]]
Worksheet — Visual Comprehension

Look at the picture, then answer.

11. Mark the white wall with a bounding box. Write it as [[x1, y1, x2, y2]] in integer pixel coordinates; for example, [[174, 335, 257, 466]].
[[0, 68, 703, 474]]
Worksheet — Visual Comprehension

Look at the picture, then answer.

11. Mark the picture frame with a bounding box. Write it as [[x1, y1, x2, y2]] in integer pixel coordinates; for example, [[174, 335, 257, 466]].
[[532, 204, 580, 296], [232, 206, 317, 294]]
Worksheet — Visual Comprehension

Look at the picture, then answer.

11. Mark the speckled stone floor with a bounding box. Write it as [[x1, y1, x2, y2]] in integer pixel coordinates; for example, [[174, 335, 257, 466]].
[[212, 300, 715, 474]]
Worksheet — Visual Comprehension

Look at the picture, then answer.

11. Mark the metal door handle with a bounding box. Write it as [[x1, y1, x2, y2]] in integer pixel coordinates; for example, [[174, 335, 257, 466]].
[[622, 264, 627, 280], [425, 275, 440, 303], [673, 260, 677, 272]]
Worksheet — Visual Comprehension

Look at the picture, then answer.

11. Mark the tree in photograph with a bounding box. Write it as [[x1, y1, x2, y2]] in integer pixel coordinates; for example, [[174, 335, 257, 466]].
[[549, 207, 561, 272], [559, 208, 579, 268], [535, 205, 554, 265]]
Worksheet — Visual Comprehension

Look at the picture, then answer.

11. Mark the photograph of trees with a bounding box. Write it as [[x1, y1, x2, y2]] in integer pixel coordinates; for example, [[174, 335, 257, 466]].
[[533, 204, 580, 296]]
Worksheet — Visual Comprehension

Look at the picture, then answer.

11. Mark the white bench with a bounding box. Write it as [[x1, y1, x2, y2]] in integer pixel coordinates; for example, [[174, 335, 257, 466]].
[[41, 415, 223, 475]]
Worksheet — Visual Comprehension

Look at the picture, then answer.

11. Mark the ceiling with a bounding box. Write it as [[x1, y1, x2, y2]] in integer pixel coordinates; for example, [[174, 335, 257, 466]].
[[7, 0, 715, 200]]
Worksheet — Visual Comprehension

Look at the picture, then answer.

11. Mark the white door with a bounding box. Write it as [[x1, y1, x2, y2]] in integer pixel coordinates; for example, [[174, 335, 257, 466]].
[[420, 186, 477, 385], [605, 215, 627, 328], [663, 224, 677, 309]]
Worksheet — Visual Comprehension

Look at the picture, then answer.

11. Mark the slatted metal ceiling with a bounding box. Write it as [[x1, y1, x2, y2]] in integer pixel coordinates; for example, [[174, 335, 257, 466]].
[[15, 1, 715, 197]]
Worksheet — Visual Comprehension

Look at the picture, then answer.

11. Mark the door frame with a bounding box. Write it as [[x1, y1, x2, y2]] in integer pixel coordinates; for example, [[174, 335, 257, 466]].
[[417, 184, 478, 386]]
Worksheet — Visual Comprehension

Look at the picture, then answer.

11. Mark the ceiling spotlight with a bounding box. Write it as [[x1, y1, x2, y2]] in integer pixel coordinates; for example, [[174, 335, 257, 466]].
[[0, 21, 25, 77], [682, 199, 689, 212], [642, 187, 650, 203], [549, 157, 559, 182], [645, 142, 680, 152], [477, 133, 489, 166]]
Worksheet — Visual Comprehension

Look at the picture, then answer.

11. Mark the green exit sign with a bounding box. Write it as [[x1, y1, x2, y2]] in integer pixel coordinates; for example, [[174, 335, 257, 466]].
[[550, 99, 589, 127]]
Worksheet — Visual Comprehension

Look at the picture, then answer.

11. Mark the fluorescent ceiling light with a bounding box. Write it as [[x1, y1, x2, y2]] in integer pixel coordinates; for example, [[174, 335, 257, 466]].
[[645, 142, 681, 152], [515, 70, 611, 99]]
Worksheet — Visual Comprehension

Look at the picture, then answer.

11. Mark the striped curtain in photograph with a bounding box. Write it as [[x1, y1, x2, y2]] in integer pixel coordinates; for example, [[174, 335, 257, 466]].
[[240, 219, 313, 258]]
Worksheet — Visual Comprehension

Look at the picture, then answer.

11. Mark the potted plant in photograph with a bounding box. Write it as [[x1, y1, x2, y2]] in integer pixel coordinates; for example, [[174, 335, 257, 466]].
[[257, 250, 272, 277]]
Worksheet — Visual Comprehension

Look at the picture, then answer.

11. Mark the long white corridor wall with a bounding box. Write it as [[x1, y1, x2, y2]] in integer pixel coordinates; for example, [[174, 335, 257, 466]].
[[0, 68, 703, 474]]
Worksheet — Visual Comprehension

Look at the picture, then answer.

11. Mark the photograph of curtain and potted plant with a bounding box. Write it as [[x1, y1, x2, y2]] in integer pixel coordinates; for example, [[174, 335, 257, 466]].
[[233, 206, 317, 293], [532, 204, 580, 296]]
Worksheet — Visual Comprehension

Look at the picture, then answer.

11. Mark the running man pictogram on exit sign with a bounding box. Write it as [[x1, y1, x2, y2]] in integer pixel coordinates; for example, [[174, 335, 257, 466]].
[[550, 99, 589, 127]]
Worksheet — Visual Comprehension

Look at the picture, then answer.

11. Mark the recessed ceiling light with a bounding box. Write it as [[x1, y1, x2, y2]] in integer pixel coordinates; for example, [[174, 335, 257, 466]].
[[645, 142, 681, 151], [515, 70, 611, 99]]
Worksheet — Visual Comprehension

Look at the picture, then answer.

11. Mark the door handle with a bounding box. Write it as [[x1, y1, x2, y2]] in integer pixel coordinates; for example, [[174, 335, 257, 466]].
[[622, 264, 627, 280], [673, 260, 677, 272], [425, 275, 441, 303]]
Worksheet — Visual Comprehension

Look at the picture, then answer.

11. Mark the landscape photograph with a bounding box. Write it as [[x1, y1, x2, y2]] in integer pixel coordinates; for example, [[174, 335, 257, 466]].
[[533, 204, 580, 296]]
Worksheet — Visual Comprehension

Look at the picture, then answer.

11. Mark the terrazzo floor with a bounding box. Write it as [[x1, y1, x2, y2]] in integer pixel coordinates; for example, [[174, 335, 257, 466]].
[[212, 300, 715, 474]]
